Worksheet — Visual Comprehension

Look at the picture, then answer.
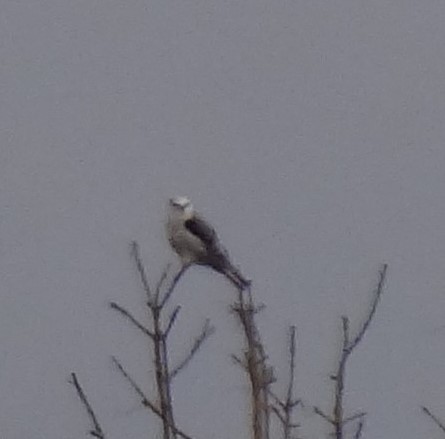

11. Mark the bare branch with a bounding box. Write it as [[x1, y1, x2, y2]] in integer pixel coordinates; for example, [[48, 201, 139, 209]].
[[164, 306, 181, 338], [270, 326, 300, 439], [284, 326, 298, 438], [160, 265, 189, 309], [125, 247, 186, 439], [106, 242, 210, 439], [313, 406, 334, 425], [111, 356, 154, 409], [112, 357, 194, 439], [421, 406, 445, 435], [348, 264, 388, 352], [286, 326, 297, 406], [70, 372, 106, 439], [329, 264, 388, 439], [130, 241, 152, 301], [170, 319, 215, 380], [109, 302, 154, 339], [154, 264, 171, 305]]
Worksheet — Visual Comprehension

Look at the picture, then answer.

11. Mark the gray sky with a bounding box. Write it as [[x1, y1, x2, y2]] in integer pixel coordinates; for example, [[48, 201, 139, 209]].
[[1, 1, 445, 438]]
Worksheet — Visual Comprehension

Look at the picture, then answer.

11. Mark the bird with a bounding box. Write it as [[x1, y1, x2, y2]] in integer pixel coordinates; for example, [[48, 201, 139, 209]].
[[165, 196, 251, 290]]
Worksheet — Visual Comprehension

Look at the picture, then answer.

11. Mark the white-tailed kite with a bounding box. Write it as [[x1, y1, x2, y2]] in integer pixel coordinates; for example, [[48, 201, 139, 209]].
[[166, 196, 251, 290]]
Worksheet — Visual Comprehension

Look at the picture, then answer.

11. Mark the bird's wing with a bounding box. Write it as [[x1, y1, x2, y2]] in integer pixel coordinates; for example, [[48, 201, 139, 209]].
[[184, 214, 218, 247]]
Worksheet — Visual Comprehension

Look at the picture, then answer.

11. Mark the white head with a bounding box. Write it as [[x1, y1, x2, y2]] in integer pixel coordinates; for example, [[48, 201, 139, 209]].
[[169, 196, 194, 215]]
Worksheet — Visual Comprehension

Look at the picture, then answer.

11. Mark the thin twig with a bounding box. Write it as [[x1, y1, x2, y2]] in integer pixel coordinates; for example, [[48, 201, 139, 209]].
[[154, 264, 171, 305], [342, 317, 350, 351], [112, 357, 194, 439], [286, 326, 297, 405], [111, 357, 152, 406], [170, 319, 215, 380], [160, 265, 189, 309], [130, 241, 152, 301], [109, 302, 154, 339], [283, 326, 298, 439], [164, 306, 181, 338], [70, 372, 106, 439], [421, 406, 445, 434], [313, 406, 334, 425], [348, 264, 388, 352]]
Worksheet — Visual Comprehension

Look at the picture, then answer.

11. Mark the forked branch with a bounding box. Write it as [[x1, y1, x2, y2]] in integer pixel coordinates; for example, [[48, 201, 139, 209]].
[[111, 241, 211, 439], [314, 264, 388, 439], [269, 326, 300, 439]]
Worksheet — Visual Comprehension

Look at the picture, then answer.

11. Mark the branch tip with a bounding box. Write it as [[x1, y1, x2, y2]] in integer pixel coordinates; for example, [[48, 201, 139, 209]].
[[70, 372, 106, 439]]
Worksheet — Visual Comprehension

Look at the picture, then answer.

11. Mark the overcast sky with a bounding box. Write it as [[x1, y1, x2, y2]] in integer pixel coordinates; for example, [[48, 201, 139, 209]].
[[1, 1, 445, 438]]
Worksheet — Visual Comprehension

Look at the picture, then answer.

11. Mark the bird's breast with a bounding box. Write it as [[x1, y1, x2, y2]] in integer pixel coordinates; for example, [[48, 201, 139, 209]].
[[166, 216, 207, 263]]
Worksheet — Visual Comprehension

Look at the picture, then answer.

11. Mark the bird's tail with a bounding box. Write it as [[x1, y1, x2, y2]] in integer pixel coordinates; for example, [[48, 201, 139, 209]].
[[223, 265, 251, 291]]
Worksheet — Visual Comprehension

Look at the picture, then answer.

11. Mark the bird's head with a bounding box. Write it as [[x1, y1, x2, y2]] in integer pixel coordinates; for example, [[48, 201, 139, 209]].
[[169, 196, 193, 214]]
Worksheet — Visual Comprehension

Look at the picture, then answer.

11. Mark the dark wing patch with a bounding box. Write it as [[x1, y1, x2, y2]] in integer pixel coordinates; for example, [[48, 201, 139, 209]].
[[184, 216, 217, 246]]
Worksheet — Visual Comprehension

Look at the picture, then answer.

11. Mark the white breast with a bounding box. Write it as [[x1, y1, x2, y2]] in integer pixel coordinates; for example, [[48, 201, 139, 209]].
[[166, 213, 207, 264]]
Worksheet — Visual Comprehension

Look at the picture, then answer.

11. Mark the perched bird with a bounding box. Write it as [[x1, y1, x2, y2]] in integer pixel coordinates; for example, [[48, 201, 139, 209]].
[[166, 196, 251, 290]]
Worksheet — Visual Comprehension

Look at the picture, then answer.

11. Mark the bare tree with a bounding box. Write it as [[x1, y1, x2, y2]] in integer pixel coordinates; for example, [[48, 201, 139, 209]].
[[72, 241, 214, 439], [71, 238, 389, 439], [314, 264, 388, 439]]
